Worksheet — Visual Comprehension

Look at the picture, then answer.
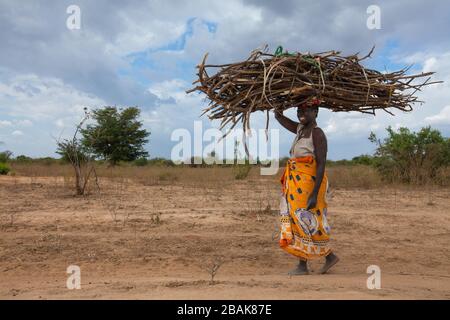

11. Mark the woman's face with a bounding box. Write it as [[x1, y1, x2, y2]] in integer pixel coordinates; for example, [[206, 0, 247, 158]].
[[297, 107, 316, 124]]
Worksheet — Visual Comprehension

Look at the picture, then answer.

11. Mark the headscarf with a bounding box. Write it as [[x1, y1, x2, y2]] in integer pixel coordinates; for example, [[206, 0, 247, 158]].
[[298, 96, 321, 109]]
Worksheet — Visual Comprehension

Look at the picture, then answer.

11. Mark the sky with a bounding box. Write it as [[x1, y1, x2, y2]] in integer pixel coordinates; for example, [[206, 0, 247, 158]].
[[0, 0, 449, 161]]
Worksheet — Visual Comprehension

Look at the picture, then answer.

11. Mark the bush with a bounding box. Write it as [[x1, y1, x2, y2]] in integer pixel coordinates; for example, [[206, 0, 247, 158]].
[[0, 162, 10, 175], [14, 155, 33, 163], [151, 158, 175, 166], [369, 126, 450, 184], [157, 172, 178, 182], [37, 157, 62, 166], [233, 163, 251, 180], [134, 157, 149, 166], [0, 151, 12, 163], [351, 154, 375, 166]]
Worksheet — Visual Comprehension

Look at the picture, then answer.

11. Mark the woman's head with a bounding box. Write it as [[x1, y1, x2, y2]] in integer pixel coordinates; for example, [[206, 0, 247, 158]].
[[297, 104, 319, 125]]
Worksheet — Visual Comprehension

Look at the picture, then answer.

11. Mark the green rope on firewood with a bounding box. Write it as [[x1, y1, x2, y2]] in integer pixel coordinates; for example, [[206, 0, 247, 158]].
[[274, 46, 319, 69], [274, 45, 296, 57]]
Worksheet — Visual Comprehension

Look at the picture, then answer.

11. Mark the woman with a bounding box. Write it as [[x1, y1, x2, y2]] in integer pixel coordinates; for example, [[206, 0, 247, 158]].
[[275, 99, 339, 275]]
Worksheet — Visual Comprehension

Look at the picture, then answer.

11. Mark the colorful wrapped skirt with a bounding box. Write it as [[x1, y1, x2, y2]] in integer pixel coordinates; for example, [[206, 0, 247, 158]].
[[279, 156, 331, 260]]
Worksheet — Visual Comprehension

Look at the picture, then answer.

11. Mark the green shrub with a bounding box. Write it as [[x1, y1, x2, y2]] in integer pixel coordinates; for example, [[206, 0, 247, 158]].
[[0, 151, 12, 163], [369, 126, 450, 184], [157, 172, 178, 182], [141, 157, 175, 166], [351, 154, 376, 165], [14, 155, 33, 163], [134, 157, 149, 166], [0, 162, 10, 175], [233, 163, 251, 180]]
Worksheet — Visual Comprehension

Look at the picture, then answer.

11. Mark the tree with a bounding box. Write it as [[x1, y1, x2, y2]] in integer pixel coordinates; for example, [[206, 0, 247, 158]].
[[56, 110, 97, 195], [81, 106, 150, 165], [369, 125, 450, 184], [0, 150, 13, 163]]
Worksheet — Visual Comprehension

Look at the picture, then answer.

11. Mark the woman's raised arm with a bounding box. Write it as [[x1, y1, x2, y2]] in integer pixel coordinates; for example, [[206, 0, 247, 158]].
[[274, 110, 298, 134]]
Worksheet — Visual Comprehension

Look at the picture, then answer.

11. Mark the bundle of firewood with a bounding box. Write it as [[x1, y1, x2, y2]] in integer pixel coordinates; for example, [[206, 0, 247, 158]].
[[187, 45, 440, 133]]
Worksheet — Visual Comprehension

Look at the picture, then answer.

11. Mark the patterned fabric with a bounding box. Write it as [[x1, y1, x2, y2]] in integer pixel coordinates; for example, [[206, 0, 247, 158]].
[[279, 156, 331, 260]]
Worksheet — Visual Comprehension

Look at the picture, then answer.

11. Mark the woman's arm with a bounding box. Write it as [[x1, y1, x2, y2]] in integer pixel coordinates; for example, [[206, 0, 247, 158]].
[[307, 127, 328, 210], [274, 110, 299, 134]]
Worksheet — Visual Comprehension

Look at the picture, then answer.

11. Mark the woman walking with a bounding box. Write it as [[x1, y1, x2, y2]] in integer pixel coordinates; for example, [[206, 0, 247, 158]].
[[275, 99, 339, 275]]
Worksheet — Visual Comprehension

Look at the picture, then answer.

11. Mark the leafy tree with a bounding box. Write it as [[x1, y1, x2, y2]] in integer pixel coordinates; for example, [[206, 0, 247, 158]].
[[81, 106, 150, 165], [15, 155, 33, 162], [0, 150, 13, 163], [369, 125, 450, 184]]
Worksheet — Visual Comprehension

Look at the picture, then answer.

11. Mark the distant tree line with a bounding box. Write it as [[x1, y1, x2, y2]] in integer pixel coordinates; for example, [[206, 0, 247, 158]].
[[1, 107, 449, 186]]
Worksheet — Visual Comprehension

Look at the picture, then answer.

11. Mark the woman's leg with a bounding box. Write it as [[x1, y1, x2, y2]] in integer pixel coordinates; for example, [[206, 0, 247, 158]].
[[288, 258, 309, 275], [319, 251, 339, 274]]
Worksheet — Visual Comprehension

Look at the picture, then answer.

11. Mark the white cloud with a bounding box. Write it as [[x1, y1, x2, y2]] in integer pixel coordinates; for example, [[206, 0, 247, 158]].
[[143, 79, 207, 134], [399, 51, 450, 131], [425, 105, 450, 125], [0, 120, 12, 128], [0, 73, 105, 120], [55, 119, 65, 128], [109, 12, 187, 55], [11, 130, 23, 136], [16, 119, 32, 127], [322, 112, 383, 137], [148, 79, 186, 101]]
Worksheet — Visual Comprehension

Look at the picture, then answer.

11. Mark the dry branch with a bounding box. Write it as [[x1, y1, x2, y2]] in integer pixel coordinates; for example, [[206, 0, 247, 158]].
[[187, 46, 441, 134]]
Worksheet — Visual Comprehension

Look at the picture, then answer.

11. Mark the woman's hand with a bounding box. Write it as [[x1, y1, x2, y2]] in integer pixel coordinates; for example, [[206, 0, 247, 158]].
[[306, 193, 318, 211]]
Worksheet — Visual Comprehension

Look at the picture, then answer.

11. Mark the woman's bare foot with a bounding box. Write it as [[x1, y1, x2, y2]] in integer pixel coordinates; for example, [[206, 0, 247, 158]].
[[319, 252, 339, 274], [288, 259, 309, 275]]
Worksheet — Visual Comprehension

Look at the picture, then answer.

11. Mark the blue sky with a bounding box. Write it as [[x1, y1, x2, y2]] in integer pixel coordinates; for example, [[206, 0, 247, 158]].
[[0, 0, 449, 161]]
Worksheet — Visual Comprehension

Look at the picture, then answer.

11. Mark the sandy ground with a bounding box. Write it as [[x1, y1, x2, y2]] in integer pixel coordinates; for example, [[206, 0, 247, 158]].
[[0, 175, 449, 299]]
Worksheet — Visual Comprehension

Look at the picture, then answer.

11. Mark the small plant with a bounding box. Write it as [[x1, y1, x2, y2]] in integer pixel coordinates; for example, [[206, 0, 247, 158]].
[[104, 179, 126, 224], [205, 257, 224, 285], [0, 162, 10, 175], [233, 163, 251, 180], [56, 109, 99, 195], [150, 213, 162, 225], [231, 140, 252, 180], [157, 172, 178, 182]]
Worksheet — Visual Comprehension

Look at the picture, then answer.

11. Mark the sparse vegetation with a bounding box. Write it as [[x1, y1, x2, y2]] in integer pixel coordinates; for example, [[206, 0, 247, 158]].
[[0, 151, 12, 175], [233, 163, 252, 180], [0, 162, 10, 175], [204, 257, 224, 285], [56, 110, 98, 195], [369, 126, 450, 185], [0, 150, 13, 163]]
